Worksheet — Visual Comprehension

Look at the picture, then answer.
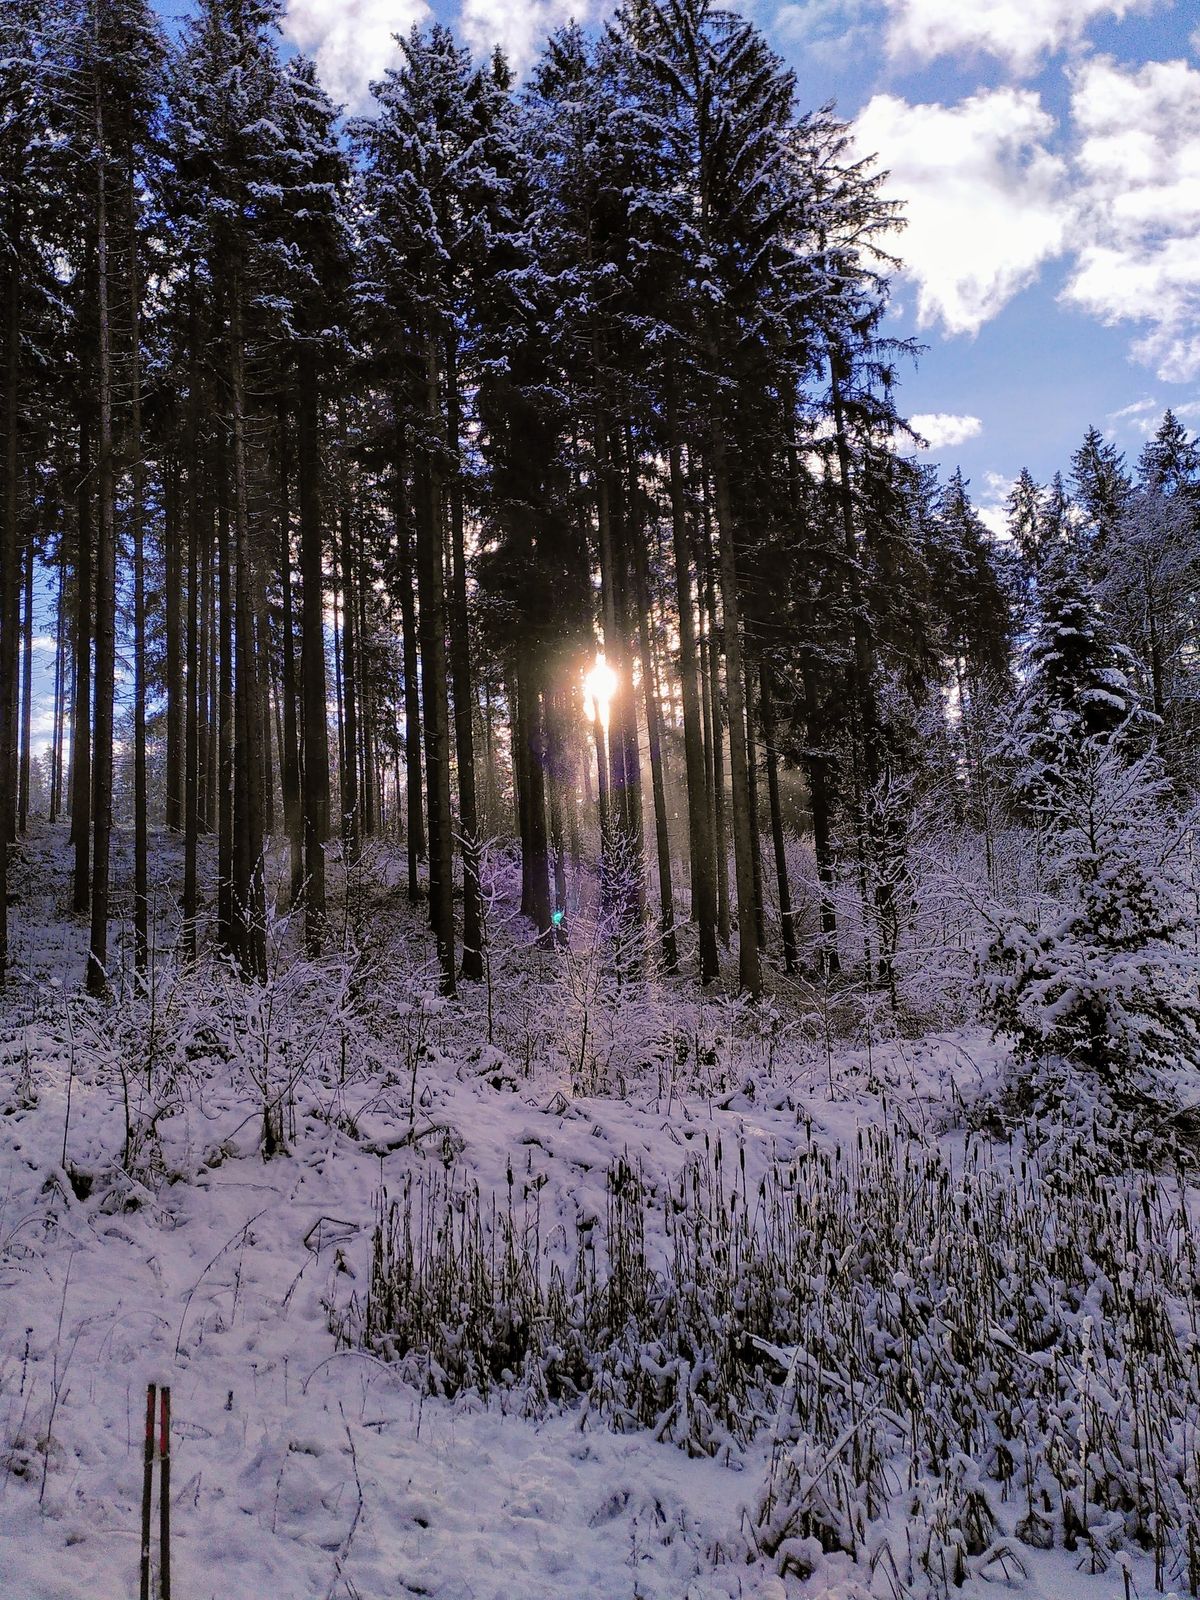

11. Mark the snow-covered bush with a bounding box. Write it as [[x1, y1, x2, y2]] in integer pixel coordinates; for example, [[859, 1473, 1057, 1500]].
[[980, 739, 1200, 1159], [977, 545, 1200, 1159]]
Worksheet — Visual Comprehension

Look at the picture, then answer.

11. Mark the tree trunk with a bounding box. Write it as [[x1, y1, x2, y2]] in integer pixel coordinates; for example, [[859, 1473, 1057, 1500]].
[[72, 401, 93, 914], [298, 357, 330, 952], [277, 404, 303, 907], [165, 457, 184, 833], [744, 675, 766, 950], [445, 340, 482, 980], [87, 83, 116, 998], [216, 435, 234, 953], [393, 440, 424, 900], [708, 415, 760, 997], [760, 661, 797, 975], [230, 262, 266, 980], [632, 486, 677, 972], [698, 494, 729, 945], [0, 201, 18, 980], [129, 164, 149, 979], [516, 648, 552, 942], [666, 395, 717, 979], [419, 335, 455, 991], [18, 508, 34, 834], [49, 548, 66, 823], [337, 406, 359, 862], [182, 359, 201, 958]]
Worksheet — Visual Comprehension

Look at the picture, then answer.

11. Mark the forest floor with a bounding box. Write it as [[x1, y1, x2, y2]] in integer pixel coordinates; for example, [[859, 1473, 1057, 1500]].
[[0, 823, 1189, 1600]]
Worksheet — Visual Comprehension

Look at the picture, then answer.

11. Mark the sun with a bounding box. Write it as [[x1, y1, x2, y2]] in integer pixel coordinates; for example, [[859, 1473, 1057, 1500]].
[[582, 653, 618, 733]]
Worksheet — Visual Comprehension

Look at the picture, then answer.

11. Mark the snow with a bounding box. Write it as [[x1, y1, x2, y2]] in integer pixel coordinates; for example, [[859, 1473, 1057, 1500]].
[[0, 824, 1193, 1600]]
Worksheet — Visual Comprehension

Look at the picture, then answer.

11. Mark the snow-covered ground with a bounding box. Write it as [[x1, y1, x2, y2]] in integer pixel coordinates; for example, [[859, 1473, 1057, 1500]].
[[0, 825, 1191, 1599]]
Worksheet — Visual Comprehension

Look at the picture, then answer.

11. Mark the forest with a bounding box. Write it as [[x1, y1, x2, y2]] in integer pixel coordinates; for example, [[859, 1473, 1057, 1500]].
[[3, 1, 1200, 1597]]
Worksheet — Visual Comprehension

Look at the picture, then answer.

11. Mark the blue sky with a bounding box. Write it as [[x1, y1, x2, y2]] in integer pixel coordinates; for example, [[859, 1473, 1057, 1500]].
[[229, 0, 1198, 533]]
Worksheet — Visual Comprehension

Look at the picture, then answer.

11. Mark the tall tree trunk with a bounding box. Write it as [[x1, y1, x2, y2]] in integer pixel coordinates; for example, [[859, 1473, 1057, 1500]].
[[276, 404, 302, 907], [298, 356, 330, 952], [744, 675, 766, 949], [830, 356, 880, 982], [0, 202, 18, 980], [516, 649, 552, 942], [446, 340, 482, 980], [197, 457, 213, 836], [336, 406, 359, 861], [419, 335, 455, 991], [129, 165, 149, 979], [393, 439, 424, 900], [698, 496, 729, 945], [164, 458, 184, 832], [256, 564, 275, 839], [216, 436, 233, 953], [760, 661, 797, 975], [708, 414, 760, 997], [182, 362, 201, 958], [356, 537, 376, 839], [667, 396, 717, 979], [18, 508, 34, 834], [632, 485, 677, 972], [87, 85, 116, 998], [545, 689, 569, 941], [72, 402, 92, 914], [49, 549, 66, 823], [593, 390, 641, 906], [230, 262, 266, 980]]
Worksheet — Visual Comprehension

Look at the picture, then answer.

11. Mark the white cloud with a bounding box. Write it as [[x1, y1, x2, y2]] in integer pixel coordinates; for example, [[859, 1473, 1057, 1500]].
[[852, 88, 1069, 336], [1063, 55, 1200, 381], [884, 0, 1154, 73], [910, 412, 983, 449], [774, 0, 878, 64], [282, 0, 431, 113], [1106, 396, 1161, 435], [977, 470, 1015, 537], [459, 0, 596, 79]]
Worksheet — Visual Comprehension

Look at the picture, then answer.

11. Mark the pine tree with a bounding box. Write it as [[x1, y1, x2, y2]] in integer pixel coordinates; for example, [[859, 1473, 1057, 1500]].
[[983, 738, 1200, 1154], [1070, 423, 1131, 557], [1009, 543, 1151, 817]]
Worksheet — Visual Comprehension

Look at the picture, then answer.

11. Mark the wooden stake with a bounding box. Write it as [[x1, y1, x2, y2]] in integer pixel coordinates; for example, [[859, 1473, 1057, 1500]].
[[159, 1385, 171, 1600], [140, 1384, 156, 1600]]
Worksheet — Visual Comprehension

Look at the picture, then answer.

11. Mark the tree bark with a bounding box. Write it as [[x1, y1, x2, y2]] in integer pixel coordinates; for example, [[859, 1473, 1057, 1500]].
[[708, 415, 760, 997], [419, 335, 455, 991], [18, 506, 34, 835], [0, 197, 18, 979], [87, 79, 116, 997], [71, 401, 93, 915], [297, 356, 330, 952], [165, 457, 184, 833], [129, 161, 149, 978], [229, 261, 266, 980], [445, 340, 482, 979], [336, 405, 359, 862], [760, 660, 797, 975], [277, 404, 303, 907], [393, 439, 424, 900], [666, 395, 717, 979]]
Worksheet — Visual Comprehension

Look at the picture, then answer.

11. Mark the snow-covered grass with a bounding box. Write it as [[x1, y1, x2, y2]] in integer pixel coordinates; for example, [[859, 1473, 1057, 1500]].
[[1, 823, 1197, 1599]]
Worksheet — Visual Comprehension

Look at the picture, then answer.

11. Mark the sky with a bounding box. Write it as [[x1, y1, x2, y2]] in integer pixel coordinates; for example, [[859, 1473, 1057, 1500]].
[[191, 0, 1196, 536]]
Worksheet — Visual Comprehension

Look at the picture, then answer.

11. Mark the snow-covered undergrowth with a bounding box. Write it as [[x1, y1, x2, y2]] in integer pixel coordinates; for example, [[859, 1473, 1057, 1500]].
[[2, 828, 1199, 1599], [350, 1128, 1200, 1596]]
